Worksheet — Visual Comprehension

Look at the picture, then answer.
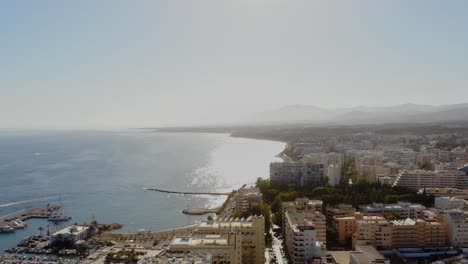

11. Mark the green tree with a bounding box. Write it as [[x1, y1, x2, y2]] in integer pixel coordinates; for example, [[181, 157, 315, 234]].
[[38, 226, 44, 236], [384, 195, 399, 204], [76, 244, 89, 256], [326, 226, 338, 245]]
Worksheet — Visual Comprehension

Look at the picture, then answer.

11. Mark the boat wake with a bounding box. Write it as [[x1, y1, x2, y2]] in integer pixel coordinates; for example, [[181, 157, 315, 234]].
[[0, 196, 60, 209]]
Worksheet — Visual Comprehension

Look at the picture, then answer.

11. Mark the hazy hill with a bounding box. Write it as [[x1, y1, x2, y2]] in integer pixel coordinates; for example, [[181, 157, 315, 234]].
[[249, 103, 468, 125]]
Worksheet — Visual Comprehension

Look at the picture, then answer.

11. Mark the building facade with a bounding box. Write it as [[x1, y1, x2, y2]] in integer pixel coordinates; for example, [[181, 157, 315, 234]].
[[393, 169, 468, 190], [390, 218, 446, 248], [234, 187, 262, 214], [194, 216, 265, 264], [353, 219, 391, 249], [270, 162, 325, 187], [442, 209, 468, 248], [435, 197, 465, 210], [284, 212, 325, 264]]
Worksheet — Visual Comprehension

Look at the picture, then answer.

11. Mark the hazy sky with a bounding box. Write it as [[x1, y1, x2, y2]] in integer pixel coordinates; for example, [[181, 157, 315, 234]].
[[1, 1, 468, 128]]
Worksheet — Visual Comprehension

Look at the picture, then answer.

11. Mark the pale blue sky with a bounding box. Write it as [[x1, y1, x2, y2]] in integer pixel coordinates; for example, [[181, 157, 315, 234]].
[[1, 1, 468, 128]]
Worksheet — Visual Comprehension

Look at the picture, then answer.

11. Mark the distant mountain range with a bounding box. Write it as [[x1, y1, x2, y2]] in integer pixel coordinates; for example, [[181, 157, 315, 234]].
[[248, 103, 468, 125]]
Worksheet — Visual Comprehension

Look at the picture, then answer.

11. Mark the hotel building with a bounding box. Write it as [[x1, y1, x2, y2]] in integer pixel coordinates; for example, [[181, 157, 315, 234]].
[[435, 197, 465, 210], [194, 216, 265, 264], [270, 162, 325, 187], [334, 214, 386, 246], [393, 169, 468, 190], [284, 211, 326, 264], [390, 218, 446, 248], [282, 199, 326, 246], [442, 209, 468, 247]]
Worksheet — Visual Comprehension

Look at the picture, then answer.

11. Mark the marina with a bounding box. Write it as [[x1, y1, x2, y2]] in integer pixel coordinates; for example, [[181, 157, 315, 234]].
[[0, 205, 61, 230]]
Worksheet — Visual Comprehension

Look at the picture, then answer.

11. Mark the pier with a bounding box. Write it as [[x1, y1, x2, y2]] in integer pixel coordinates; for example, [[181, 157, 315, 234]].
[[182, 207, 219, 215], [145, 188, 230, 196], [0, 205, 60, 227]]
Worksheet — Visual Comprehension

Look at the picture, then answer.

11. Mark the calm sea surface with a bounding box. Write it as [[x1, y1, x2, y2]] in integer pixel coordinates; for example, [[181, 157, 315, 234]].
[[0, 131, 284, 252]]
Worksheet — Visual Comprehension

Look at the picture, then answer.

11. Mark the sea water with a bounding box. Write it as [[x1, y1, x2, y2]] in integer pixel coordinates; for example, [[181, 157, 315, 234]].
[[0, 131, 284, 252]]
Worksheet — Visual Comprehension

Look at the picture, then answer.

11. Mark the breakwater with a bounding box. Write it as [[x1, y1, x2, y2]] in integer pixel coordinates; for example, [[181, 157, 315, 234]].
[[144, 188, 230, 196], [182, 207, 219, 215], [0, 205, 60, 227]]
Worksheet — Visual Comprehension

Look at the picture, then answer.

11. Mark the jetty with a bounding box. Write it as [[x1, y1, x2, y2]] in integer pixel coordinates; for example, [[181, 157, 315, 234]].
[[0, 205, 60, 227], [145, 188, 230, 196], [182, 207, 219, 215]]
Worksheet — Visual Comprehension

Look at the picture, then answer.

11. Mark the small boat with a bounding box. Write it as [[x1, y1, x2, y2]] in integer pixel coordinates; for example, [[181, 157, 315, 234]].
[[9, 219, 27, 229], [48, 213, 71, 222], [0, 226, 15, 233]]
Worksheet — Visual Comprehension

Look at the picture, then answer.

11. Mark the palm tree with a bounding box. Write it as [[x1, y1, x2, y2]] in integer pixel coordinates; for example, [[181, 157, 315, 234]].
[[38, 226, 44, 236], [53, 221, 60, 231], [46, 224, 50, 236]]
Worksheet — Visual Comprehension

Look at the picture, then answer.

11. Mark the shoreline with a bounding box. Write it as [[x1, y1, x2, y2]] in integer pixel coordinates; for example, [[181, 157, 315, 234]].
[[148, 129, 288, 144], [0, 131, 283, 252]]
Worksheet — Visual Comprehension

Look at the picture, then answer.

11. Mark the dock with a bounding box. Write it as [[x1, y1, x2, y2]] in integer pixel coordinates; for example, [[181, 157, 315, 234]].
[[0, 205, 60, 226], [145, 188, 230, 196]]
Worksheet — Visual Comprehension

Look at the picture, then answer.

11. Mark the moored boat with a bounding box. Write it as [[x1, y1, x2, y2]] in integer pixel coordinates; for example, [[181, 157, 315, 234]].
[[8, 219, 27, 229], [47, 213, 71, 222], [0, 226, 15, 233]]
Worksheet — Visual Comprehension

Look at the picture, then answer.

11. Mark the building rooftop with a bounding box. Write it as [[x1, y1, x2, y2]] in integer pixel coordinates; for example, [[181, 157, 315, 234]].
[[52, 225, 89, 236], [286, 211, 325, 233], [359, 202, 426, 211], [171, 235, 229, 247], [391, 218, 416, 226], [350, 245, 389, 264], [444, 209, 467, 220]]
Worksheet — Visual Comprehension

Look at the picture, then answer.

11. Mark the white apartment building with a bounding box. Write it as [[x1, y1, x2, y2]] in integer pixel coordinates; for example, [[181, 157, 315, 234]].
[[393, 169, 468, 190], [435, 197, 465, 210], [270, 162, 325, 187], [50, 225, 90, 243], [282, 199, 325, 246], [327, 164, 341, 186], [377, 175, 397, 186], [358, 202, 426, 219], [442, 209, 468, 248], [284, 211, 325, 264]]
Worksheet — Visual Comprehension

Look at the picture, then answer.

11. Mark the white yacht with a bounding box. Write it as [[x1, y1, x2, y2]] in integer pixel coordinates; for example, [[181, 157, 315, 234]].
[[48, 213, 71, 222], [8, 219, 27, 229]]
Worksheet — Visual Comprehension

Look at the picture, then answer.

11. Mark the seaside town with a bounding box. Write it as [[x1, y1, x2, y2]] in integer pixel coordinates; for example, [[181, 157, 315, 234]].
[[4, 0, 468, 263], [1, 128, 468, 264]]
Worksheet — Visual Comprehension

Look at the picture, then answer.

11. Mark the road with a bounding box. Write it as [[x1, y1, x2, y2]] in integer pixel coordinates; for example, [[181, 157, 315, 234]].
[[271, 230, 287, 264]]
